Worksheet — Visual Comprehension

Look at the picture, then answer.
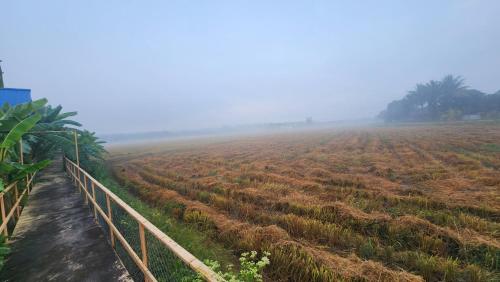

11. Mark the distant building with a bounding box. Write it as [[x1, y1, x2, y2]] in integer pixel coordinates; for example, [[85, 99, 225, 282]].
[[0, 88, 32, 106], [0, 61, 32, 106], [462, 114, 481, 121]]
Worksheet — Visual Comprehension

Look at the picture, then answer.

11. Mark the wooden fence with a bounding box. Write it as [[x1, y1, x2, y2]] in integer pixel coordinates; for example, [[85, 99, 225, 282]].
[[0, 173, 36, 238], [64, 157, 222, 282]]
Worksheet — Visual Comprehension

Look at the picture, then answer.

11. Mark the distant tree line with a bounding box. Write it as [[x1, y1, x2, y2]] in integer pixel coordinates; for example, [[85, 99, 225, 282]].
[[379, 75, 500, 122]]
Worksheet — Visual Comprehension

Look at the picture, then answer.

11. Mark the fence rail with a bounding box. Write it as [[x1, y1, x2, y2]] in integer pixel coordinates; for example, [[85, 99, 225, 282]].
[[64, 157, 221, 282], [0, 173, 36, 238]]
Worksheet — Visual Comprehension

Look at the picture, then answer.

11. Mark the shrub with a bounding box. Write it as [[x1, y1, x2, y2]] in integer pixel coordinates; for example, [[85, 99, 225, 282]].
[[188, 251, 270, 282], [184, 210, 217, 231]]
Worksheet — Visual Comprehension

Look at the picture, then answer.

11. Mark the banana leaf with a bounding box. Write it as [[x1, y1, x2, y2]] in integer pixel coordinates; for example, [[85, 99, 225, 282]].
[[0, 114, 41, 150], [11, 160, 51, 180]]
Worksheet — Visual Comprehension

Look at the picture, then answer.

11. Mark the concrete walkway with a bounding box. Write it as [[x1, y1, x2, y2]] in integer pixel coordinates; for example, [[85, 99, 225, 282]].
[[0, 159, 131, 282]]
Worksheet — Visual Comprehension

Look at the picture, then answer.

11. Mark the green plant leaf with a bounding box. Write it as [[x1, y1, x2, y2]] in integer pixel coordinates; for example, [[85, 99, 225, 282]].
[[30, 98, 48, 111], [0, 113, 41, 150], [55, 111, 78, 121], [0, 162, 16, 175], [0, 246, 10, 255], [12, 160, 51, 180], [53, 119, 82, 127]]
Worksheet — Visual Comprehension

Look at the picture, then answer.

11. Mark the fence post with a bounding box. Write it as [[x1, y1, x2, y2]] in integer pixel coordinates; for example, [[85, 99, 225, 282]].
[[19, 140, 29, 190], [73, 130, 80, 167], [139, 222, 148, 267], [76, 166, 81, 193], [106, 194, 115, 247], [19, 140, 23, 164], [83, 174, 88, 204], [0, 195, 8, 236], [91, 182, 97, 219], [14, 183, 20, 218], [26, 175, 30, 195], [73, 130, 81, 186], [73, 130, 82, 189], [73, 165, 77, 186]]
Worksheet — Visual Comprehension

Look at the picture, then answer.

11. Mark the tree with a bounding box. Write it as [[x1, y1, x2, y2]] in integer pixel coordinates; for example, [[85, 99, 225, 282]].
[[0, 99, 106, 188], [380, 75, 500, 122], [0, 99, 51, 187], [24, 105, 81, 162]]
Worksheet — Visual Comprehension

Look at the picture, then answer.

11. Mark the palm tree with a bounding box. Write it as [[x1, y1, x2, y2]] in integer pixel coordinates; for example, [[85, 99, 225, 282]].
[[380, 75, 474, 122], [440, 75, 467, 94], [436, 75, 468, 114], [27, 104, 106, 168], [26, 105, 81, 162]]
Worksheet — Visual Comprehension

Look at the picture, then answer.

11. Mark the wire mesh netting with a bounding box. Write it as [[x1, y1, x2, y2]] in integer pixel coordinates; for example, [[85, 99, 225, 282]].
[[110, 200, 146, 281], [68, 163, 205, 282], [115, 236, 146, 281], [78, 173, 89, 194], [94, 185, 108, 214], [146, 229, 198, 282], [94, 186, 110, 236], [84, 176, 91, 194], [111, 201, 142, 257]]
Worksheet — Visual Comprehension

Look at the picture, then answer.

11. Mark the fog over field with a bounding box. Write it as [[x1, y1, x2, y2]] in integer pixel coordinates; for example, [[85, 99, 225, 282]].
[[2, 1, 500, 134], [110, 123, 500, 281], [3, 1, 500, 282]]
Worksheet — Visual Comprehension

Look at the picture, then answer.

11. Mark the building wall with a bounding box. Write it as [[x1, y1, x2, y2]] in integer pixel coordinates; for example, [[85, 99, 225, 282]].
[[0, 88, 32, 106]]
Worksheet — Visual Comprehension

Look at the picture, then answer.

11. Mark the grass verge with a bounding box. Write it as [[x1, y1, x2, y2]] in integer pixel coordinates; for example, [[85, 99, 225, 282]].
[[94, 165, 238, 275]]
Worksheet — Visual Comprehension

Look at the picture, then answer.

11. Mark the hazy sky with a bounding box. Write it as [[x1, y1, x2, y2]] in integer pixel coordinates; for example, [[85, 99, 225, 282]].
[[2, 1, 500, 134]]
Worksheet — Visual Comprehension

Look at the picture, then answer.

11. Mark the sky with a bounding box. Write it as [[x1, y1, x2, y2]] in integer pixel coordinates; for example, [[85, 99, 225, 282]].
[[1, 0, 500, 134]]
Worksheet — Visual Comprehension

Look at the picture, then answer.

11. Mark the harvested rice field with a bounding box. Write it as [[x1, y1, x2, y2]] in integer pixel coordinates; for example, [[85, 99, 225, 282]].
[[109, 123, 500, 282]]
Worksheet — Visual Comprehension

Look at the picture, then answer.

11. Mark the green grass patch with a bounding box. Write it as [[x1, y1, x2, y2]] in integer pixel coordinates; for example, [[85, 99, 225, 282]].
[[95, 168, 238, 271], [481, 144, 500, 152]]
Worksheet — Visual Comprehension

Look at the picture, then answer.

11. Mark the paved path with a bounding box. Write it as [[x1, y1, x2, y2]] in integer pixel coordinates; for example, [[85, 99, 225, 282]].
[[0, 159, 131, 282]]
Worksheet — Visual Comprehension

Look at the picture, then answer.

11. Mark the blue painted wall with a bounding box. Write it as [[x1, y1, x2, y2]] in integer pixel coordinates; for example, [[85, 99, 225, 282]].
[[0, 88, 32, 106]]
